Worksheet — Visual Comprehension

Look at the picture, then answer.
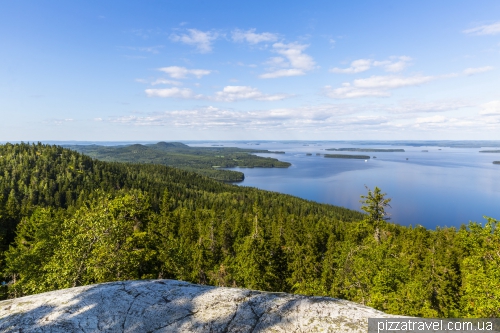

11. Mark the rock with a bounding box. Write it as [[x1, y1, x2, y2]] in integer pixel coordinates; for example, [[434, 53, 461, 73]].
[[0, 280, 402, 332]]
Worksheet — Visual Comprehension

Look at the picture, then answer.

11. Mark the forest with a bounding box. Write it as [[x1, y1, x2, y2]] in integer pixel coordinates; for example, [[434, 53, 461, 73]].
[[0, 142, 498, 318], [65, 142, 290, 182]]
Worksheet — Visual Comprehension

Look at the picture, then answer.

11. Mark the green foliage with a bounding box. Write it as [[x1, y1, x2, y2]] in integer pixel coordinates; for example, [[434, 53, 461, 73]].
[[0, 142, 499, 319], [360, 186, 392, 225], [66, 142, 291, 182], [44, 190, 156, 290], [458, 217, 500, 317]]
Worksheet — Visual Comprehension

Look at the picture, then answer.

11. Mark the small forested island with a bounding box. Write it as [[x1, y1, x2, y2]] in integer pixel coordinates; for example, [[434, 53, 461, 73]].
[[494, 161, 500, 164], [0, 142, 498, 319], [65, 142, 291, 182], [326, 148, 405, 152], [479, 150, 500, 153], [324, 154, 370, 159]]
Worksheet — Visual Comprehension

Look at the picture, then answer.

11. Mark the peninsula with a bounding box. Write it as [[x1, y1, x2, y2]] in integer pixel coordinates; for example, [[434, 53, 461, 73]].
[[65, 142, 291, 182]]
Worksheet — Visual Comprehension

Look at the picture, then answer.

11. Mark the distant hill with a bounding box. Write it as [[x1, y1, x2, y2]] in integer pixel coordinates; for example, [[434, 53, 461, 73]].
[[65, 142, 291, 182]]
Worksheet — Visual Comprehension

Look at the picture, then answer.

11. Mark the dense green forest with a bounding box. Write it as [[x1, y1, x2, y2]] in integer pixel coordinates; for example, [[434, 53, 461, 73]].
[[0, 143, 498, 318], [65, 142, 290, 182]]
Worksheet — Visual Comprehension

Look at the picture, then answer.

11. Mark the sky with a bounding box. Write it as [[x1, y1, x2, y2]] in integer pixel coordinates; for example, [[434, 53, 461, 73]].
[[1, 1, 500, 141]]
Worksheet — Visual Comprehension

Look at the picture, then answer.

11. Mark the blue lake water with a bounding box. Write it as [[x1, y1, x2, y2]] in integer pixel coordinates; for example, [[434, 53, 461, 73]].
[[189, 141, 500, 229]]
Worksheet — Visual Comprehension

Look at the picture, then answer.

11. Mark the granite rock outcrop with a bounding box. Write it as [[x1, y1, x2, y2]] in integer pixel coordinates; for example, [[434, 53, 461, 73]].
[[0, 279, 402, 332]]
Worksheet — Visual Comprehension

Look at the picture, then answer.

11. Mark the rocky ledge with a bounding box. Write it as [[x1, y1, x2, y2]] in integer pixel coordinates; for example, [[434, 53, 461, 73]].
[[0, 279, 401, 332]]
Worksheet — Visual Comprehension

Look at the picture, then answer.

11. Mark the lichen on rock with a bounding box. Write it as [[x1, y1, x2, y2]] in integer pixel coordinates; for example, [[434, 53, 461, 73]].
[[0, 279, 402, 332]]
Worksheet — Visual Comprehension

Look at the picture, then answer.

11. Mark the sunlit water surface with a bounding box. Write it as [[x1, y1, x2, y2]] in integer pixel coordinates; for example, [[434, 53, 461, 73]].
[[189, 141, 500, 229]]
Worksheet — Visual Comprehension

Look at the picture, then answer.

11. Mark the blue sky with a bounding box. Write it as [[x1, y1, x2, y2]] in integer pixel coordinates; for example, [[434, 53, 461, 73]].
[[1, 1, 500, 141]]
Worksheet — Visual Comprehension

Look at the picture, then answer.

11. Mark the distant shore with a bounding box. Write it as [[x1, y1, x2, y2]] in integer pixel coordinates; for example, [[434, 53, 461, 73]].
[[324, 154, 370, 159]]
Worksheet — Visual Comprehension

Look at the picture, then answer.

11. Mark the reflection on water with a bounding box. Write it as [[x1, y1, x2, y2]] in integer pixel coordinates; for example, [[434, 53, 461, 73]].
[[191, 141, 500, 229]]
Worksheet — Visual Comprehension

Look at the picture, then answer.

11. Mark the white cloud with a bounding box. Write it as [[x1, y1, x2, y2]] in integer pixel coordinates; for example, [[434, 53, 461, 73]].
[[145, 85, 289, 102], [151, 79, 183, 86], [415, 115, 447, 124], [170, 29, 218, 53], [232, 29, 279, 44], [463, 66, 494, 75], [260, 42, 315, 78], [331, 59, 372, 74], [353, 75, 434, 89], [376, 56, 412, 72], [324, 84, 391, 99], [479, 101, 500, 115], [122, 45, 164, 54], [386, 100, 471, 114], [274, 43, 315, 71], [213, 86, 289, 102], [157, 66, 211, 79], [265, 57, 288, 67], [109, 104, 367, 130], [463, 21, 500, 35], [260, 69, 306, 79], [107, 101, 500, 134], [145, 87, 200, 99], [325, 75, 435, 99], [331, 56, 411, 74]]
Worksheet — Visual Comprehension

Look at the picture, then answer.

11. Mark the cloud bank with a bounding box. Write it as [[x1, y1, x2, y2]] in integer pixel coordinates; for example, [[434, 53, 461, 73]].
[[145, 85, 289, 102], [325, 75, 435, 99]]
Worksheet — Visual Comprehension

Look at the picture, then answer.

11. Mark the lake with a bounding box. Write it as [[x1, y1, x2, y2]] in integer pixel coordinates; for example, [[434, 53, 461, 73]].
[[189, 141, 500, 229]]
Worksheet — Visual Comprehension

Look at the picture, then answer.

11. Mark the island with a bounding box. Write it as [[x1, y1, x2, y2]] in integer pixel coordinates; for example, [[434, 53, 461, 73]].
[[326, 148, 405, 152], [480, 150, 500, 153], [324, 154, 370, 159], [65, 142, 291, 182], [494, 161, 500, 165]]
